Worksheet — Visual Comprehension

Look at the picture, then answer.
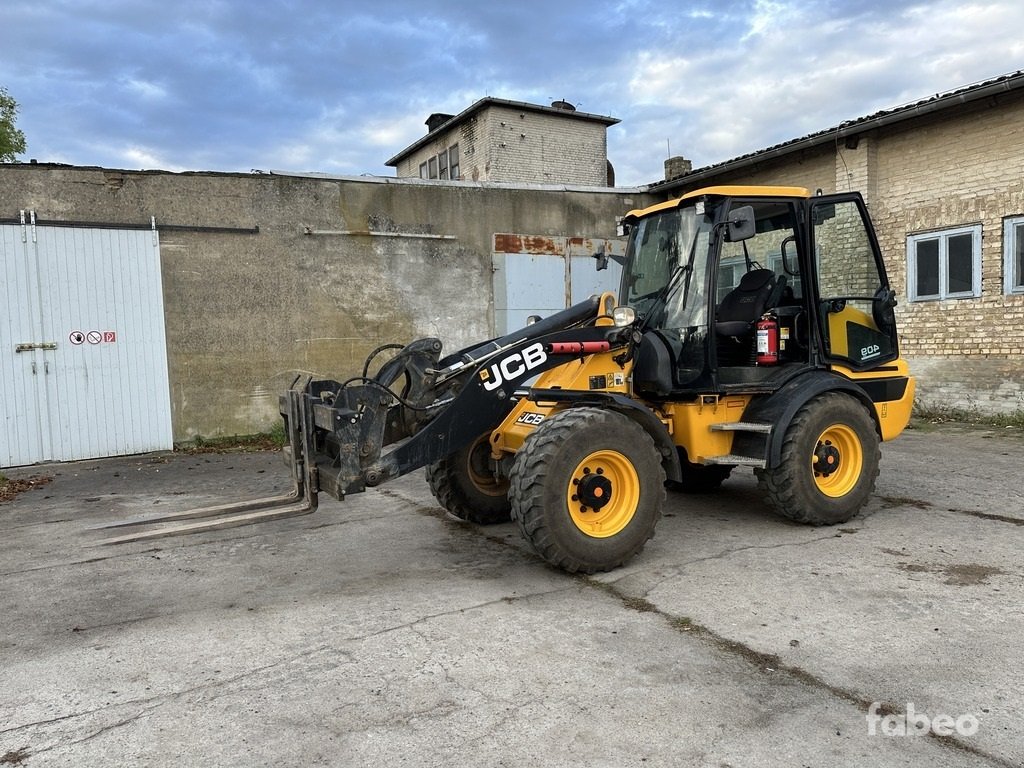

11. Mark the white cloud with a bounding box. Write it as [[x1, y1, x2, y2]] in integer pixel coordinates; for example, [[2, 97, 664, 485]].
[[611, 0, 1024, 184], [120, 145, 187, 172], [124, 78, 168, 101]]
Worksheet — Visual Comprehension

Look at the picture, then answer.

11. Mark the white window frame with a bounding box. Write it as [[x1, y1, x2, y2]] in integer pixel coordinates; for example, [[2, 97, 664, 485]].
[[1003, 216, 1024, 295], [906, 224, 982, 302]]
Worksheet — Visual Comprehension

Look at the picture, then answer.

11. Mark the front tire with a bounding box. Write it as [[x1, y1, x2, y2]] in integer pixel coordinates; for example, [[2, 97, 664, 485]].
[[509, 407, 665, 573], [426, 433, 511, 525], [757, 392, 879, 525]]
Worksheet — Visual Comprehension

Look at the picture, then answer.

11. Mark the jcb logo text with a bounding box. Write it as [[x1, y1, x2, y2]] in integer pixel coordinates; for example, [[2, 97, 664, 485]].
[[481, 343, 547, 392], [516, 412, 546, 425]]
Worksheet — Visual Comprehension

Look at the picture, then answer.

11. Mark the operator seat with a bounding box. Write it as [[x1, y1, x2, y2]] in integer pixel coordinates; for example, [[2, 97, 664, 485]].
[[715, 269, 781, 364]]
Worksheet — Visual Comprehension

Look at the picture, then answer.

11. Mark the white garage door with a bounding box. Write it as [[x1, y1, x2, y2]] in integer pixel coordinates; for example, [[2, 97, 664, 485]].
[[1, 218, 172, 467]]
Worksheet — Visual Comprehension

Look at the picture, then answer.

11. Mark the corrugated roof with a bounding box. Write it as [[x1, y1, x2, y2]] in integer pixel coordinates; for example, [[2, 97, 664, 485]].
[[655, 70, 1024, 191]]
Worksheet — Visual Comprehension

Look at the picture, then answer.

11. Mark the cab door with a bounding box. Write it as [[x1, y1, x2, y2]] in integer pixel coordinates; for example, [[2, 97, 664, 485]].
[[808, 194, 899, 370]]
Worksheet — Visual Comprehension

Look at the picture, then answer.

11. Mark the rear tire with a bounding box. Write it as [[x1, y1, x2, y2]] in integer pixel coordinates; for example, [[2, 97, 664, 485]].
[[757, 393, 879, 525], [426, 433, 511, 525], [509, 407, 665, 573]]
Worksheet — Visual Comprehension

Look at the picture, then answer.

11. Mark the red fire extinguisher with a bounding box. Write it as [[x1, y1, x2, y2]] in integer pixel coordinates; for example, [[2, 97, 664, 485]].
[[756, 313, 779, 365]]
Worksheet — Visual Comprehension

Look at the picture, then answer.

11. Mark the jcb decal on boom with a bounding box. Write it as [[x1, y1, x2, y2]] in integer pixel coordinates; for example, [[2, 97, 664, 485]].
[[480, 342, 547, 391]]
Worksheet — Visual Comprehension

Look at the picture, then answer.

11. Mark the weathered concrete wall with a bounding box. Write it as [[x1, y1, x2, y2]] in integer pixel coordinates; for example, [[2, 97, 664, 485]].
[[0, 165, 648, 439], [393, 104, 611, 186]]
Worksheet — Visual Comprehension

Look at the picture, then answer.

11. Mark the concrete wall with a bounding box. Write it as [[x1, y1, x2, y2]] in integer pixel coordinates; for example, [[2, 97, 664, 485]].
[[660, 89, 1024, 416], [0, 165, 648, 439]]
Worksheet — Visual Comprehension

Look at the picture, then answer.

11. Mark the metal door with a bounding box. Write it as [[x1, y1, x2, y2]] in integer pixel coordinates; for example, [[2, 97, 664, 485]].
[[1, 219, 173, 467], [492, 234, 624, 335]]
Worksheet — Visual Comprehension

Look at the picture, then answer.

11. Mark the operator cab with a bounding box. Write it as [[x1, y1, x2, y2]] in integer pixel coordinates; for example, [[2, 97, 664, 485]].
[[621, 186, 899, 398]]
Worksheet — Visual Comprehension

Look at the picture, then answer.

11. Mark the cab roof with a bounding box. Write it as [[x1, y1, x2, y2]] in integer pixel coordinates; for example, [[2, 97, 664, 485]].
[[625, 185, 812, 220]]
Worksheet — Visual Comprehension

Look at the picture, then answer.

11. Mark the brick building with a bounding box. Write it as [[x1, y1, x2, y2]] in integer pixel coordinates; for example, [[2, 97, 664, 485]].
[[653, 71, 1024, 416], [386, 97, 619, 186]]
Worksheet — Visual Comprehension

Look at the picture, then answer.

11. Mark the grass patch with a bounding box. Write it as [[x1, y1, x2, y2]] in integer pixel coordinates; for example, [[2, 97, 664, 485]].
[[909, 403, 1024, 431], [669, 616, 697, 632], [175, 424, 287, 454]]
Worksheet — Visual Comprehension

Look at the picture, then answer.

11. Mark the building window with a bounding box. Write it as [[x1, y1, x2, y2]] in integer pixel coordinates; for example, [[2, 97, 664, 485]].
[[438, 150, 449, 180], [448, 144, 460, 180], [1004, 216, 1024, 295], [419, 162, 428, 179], [906, 225, 982, 301], [427, 156, 438, 179]]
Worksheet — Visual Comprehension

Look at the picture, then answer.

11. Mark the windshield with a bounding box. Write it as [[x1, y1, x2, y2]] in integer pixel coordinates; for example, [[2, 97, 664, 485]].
[[622, 206, 709, 328]]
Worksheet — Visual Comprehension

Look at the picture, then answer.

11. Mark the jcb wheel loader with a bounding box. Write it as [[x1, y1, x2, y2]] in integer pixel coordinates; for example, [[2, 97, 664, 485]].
[[104, 186, 915, 574]]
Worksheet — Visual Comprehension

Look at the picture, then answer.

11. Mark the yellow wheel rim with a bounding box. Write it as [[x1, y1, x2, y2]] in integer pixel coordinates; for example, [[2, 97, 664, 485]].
[[812, 424, 863, 498], [566, 449, 640, 538]]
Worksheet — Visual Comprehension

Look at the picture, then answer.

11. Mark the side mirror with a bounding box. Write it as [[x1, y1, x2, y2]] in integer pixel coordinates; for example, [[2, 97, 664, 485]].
[[781, 235, 800, 276], [592, 243, 627, 272], [725, 205, 756, 242]]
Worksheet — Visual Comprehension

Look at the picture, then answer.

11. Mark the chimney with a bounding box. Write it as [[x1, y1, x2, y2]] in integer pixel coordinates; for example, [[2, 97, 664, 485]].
[[425, 113, 454, 133], [664, 155, 692, 180]]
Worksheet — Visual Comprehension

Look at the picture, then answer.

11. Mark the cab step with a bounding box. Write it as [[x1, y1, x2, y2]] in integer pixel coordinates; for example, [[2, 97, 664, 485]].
[[704, 454, 767, 468], [709, 421, 773, 433]]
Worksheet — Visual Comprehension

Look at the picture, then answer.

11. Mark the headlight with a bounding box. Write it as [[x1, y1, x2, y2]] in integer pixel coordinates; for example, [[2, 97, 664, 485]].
[[612, 306, 636, 326]]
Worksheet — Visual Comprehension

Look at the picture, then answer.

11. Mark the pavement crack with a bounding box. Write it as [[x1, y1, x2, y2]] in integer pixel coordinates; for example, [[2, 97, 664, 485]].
[[62, 704, 161, 747], [585, 575, 1019, 768], [0, 649, 338, 740], [879, 495, 1024, 526], [951, 508, 1024, 526], [674, 533, 842, 568], [347, 587, 575, 644]]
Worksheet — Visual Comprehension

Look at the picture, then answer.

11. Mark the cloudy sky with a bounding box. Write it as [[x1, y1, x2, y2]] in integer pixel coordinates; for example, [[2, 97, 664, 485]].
[[1, 0, 1022, 186]]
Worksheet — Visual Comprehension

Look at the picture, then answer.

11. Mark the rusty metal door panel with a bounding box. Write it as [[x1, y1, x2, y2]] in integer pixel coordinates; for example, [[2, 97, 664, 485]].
[[567, 237, 624, 305], [492, 248, 566, 335], [493, 234, 623, 336]]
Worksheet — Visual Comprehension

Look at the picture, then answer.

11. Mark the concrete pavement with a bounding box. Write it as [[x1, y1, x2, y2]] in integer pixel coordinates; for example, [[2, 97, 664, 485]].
[[1, 424, 1022, 767]]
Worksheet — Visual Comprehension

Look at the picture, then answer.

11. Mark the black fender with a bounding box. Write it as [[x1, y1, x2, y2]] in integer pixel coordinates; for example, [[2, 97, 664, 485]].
[[527, 389, 682, 483], [738, 370, 879, 469]]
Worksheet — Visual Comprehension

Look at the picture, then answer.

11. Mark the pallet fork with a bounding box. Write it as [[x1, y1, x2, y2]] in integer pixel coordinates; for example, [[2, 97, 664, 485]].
[[95, 381, 320, 544]]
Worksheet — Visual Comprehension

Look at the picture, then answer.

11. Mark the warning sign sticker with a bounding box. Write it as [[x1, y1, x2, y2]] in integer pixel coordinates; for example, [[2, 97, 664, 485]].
[[70, 330, 117, 346]]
